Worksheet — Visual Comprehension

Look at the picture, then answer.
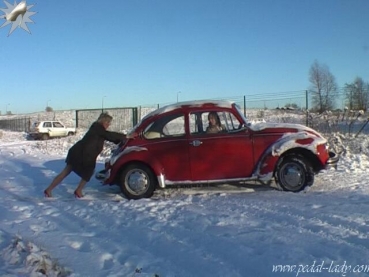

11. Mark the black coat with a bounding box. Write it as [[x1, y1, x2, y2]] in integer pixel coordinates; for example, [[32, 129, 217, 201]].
[[65, 122, 123, 181]]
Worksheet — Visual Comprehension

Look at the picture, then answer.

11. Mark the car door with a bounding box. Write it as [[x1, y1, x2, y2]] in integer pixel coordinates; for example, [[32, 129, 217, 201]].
[[52, 121, 67, 137], [188, 111, 254, 181], [141, 113, 191, 182], [42, 122, 53, 136]]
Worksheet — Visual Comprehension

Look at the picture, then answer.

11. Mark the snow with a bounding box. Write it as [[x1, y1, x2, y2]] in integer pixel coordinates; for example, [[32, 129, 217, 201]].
[[141, 100, 234, 121], [1, 129, 369, 277], [248, 121, 320, 136]]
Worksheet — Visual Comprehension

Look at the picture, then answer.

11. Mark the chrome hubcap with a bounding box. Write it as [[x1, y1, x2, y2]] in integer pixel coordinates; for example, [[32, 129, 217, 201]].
[[126, 170, 149, 195], [280, 163, 304, 189]]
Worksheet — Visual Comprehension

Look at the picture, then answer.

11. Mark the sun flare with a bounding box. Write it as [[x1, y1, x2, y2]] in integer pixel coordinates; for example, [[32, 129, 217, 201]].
[[0, 0, 36, 36]]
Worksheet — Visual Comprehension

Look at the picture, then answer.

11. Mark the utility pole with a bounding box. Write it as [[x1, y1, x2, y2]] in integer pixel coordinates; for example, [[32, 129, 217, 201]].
[[46, 99, 51, 111], [305, 90, 309, 126], [102, 96, 106, 112]]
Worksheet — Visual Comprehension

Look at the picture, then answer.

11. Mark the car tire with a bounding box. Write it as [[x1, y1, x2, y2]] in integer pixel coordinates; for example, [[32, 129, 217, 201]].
[[275, 154, 314, 192], [41, 133, 49, 140], [68, 132, 75, 136], [119, 163, 156, 199]]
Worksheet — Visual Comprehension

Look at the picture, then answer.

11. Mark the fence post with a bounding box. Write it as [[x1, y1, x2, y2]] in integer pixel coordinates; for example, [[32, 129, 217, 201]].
[[243, 95, 246, 117], [75, 110, 79, 128], [132, 108, 138, 126], [27, 117, 31, 132], [305, 90, 309, 126]]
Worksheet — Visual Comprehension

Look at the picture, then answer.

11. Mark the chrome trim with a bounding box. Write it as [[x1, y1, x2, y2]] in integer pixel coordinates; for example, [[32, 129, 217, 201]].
[[161, 176, 261, 186], [157, 174, 166, 188], [326, 151, 339, 169], [190, 140, 203, 146]]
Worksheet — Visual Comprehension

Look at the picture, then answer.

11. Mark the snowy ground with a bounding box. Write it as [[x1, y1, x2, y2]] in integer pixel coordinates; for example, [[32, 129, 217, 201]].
[[0, 130, 369, 277]]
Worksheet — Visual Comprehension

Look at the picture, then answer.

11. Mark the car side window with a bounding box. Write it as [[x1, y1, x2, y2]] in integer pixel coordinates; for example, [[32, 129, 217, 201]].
[[143, 114, 185, 140], [53, 122, 64, 128], [190, 112, 226, 134], [190, 111, 242, 135], [43, 122, 52, 128], [222, 112, 242, 131], [189, 113, 203, 134]]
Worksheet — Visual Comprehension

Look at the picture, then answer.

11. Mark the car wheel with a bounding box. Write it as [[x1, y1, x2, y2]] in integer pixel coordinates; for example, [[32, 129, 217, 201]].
[[41, 133, 49, 140], [68, 132, 75, 136], [275, 155, 314, 192], [119, 163, 156, 199]]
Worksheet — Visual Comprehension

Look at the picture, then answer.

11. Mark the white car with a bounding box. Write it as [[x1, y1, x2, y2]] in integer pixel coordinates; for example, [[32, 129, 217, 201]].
[[29, 121, 76, 140]]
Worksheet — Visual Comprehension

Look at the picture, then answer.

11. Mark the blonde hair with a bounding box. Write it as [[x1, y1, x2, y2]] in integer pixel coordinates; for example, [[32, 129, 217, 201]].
[[97, 112, 113, 124]]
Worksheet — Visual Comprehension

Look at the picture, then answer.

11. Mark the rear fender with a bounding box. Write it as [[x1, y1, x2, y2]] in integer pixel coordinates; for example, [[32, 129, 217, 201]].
[[254, 132, 327, 177]]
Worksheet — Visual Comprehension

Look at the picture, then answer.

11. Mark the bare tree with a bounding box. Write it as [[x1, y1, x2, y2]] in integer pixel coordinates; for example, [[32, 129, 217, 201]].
[[284, 103, 299, 109], [344, 77, 369, 111], [308, 61, 338, 113], [45, 106, 53, 112]]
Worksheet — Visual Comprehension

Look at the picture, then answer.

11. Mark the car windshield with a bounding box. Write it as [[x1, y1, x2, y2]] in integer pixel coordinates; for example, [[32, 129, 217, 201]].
[[128, 123, 140, 137]]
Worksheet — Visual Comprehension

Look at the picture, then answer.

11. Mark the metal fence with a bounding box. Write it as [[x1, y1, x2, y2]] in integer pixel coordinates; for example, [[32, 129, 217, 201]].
[[0, 117, 32, 132], [75, 107, 139, 132], [2, 91, 368, 136], [0, 101, 311, 133], [0, 110, 76, 132]]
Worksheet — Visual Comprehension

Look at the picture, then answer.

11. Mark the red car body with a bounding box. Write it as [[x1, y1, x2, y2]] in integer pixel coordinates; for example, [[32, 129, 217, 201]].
[[98, 100, 338, 199]]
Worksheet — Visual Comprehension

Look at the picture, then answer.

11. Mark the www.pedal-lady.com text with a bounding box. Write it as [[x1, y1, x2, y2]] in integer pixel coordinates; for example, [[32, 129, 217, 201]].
[[272, 260, 369, 276]]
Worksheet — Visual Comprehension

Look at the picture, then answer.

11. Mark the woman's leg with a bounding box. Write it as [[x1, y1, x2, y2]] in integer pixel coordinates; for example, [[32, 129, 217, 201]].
[[44, 165, 73, 197], [74, 179, 88, 198]]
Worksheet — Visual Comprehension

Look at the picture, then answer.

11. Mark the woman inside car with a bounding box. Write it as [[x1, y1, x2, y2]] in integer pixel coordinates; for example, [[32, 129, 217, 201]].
[[206, 111, 224, 133]]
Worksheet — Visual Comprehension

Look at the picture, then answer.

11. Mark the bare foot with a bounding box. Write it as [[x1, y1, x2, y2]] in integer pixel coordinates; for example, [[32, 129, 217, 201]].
[[44, 190, 52, 198], [74, 190, 84, 198]]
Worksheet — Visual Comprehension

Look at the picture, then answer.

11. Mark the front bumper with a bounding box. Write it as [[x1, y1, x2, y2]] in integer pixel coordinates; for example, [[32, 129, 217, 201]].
[[95, 169, 107, 181], [28, 133, 42, 139], [95, 169, 111, 184], [326, 151, 339, 169], [95, 157, 113, 183]]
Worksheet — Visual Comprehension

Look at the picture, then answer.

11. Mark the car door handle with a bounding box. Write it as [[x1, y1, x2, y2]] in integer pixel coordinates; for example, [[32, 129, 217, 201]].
[[190, 140, 203, 147]]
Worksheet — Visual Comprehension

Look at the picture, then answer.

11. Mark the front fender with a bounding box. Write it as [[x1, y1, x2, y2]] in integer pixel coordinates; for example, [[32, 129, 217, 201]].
[[106, 146, 165, 185], [254, 132, 327, 177]]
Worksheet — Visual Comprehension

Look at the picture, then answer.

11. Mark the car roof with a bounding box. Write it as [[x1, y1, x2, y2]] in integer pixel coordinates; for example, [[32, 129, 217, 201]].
[[34, 121, 62, 124], [39, 120, 61, 122], [143, 100, 235, 120]]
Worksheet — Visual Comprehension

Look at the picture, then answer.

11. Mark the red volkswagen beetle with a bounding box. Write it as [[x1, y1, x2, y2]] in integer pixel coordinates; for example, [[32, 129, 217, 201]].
[[98, 100, 338, 199]]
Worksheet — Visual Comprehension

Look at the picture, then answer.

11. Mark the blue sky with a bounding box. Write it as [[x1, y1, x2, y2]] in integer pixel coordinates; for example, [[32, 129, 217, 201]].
[[0, 0, 368, 114]]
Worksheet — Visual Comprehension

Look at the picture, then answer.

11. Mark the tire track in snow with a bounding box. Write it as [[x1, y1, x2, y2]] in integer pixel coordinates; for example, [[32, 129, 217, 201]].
[[247, 193, 369, 259]]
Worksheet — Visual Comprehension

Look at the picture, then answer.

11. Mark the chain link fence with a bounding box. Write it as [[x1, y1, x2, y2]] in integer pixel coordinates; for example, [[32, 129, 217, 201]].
[[0, 110, 76, 132], [0, 117, 32, 132], [75, 107, 139, 132], [2, 91, 369, 136]]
